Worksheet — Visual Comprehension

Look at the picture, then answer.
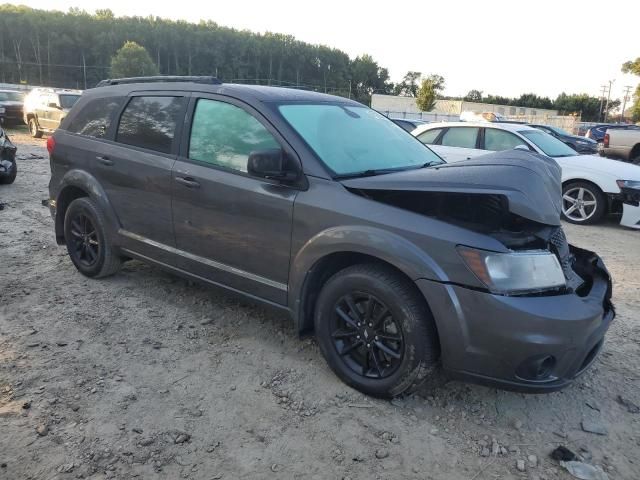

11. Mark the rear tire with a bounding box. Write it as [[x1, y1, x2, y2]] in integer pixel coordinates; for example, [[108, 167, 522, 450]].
[[63, 197, 121, 278], [314, 263, 440, 398], [561, 181, 606, 225], [28, 117, 43, 138]]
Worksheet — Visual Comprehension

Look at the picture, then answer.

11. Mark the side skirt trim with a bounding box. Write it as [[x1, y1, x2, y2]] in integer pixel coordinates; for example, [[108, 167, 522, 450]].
[[119, 229, 288, 292]]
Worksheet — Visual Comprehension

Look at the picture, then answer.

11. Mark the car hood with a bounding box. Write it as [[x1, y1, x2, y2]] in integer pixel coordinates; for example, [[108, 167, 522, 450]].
[[0, 101, 23, 107], [558, 154, 640, 180], [340, 150, 563, 226]]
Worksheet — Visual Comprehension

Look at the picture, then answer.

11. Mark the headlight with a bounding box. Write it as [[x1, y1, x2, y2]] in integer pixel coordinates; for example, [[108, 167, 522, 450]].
[[0, 107, 5, 114], [617, 180, 640, 190], [458, 247, 566, 294]]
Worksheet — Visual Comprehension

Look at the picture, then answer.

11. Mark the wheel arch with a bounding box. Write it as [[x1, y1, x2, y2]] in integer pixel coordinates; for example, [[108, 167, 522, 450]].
[[289, 226, 448, 335], [54, 170, 120, 245]]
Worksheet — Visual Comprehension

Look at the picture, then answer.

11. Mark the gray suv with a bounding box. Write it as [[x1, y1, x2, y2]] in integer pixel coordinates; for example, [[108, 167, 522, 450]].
[[47, 77, 614, 398]]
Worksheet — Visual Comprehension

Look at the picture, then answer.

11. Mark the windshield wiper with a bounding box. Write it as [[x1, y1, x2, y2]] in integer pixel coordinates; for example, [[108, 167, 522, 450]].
[[334, 169, 396, 180]]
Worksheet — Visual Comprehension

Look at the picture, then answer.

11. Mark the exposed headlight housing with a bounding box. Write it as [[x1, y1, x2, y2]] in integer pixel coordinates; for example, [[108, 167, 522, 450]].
[[458, 247, 566, 294], [617, 180, 640, 190]]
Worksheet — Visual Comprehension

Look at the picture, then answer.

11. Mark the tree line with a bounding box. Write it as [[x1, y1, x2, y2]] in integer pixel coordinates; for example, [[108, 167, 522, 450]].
[[1, 4, 634, 121], [0, 4, 392, 104], [459, 90, 622, 122]]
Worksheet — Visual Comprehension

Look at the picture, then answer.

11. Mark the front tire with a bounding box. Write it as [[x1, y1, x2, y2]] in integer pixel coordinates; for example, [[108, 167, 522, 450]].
[[314, 263, 440, 398], [28, 117, 43, 138], [63, 197, 121, 278], [562, 181, 606, 225]]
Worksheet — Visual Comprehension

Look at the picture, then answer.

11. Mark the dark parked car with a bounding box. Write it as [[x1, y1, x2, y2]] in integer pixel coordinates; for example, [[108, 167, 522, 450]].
[[585, 124, 639, 143], [528, 124, 597, 154], [389, 118, 428, 132], [47, 76, 614, 397], [0, 127, 17, 184], [0, 89, 26, 125]]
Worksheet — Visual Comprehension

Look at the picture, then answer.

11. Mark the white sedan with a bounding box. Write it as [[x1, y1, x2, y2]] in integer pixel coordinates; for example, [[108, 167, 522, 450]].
[[412, 121, 640, 229]]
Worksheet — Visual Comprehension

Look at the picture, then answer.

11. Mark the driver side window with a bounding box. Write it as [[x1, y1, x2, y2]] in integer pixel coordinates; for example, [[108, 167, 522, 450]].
[[189, 99, 280, 172]]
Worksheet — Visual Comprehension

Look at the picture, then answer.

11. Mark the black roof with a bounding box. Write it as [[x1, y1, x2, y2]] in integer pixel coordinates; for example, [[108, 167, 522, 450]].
[[91, 76, 359, 105]]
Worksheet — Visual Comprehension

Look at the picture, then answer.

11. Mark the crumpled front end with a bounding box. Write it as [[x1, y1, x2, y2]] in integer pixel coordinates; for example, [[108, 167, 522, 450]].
[[417, 224, 615, 392]]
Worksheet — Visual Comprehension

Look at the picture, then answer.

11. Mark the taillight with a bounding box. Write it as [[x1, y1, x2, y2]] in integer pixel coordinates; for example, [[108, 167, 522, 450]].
[[46, 136, 56, 155], [603, 133, 609, 148]]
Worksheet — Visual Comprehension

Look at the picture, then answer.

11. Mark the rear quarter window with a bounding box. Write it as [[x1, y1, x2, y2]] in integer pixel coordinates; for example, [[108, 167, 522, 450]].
[[66, 97, 123, 139], [116, 96, 186, 154]]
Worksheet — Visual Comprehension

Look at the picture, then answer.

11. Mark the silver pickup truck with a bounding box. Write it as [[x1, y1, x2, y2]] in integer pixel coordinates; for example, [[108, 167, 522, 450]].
[[601, 127, 640, 163]]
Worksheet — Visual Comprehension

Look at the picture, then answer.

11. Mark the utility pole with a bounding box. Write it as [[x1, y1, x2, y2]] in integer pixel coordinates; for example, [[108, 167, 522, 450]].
[[604, 80, 615, 122], [621, 85, 633, 122], [599, 85, 607, 122]]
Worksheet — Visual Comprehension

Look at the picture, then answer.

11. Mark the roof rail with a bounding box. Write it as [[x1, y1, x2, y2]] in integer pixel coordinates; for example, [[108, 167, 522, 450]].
[[95, 76, 222, 87]]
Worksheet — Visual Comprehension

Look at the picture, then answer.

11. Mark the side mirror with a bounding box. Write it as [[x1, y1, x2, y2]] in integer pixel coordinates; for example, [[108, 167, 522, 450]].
[[514, 145, 530, 151], [247, 148, 297, 182], [48, 102, 61, 109]]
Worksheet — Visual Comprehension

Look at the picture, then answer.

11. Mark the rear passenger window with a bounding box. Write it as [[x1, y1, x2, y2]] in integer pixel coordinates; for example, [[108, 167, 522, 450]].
[[440, 127, 479, 149], [484, 129, 527, 151], [116, 96, 185, 154], [189, 99, 279, 172], [416, 128, 442, 144], [67, 97, 122, 138]]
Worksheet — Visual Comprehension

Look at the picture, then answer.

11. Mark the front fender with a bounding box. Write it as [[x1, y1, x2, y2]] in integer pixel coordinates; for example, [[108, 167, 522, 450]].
[[54, 169, 120, 243], [288, 225, 449, 327]]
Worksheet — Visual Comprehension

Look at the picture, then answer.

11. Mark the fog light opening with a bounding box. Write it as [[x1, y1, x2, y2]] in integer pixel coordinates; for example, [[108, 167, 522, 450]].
[[516, 355, 556, 381]]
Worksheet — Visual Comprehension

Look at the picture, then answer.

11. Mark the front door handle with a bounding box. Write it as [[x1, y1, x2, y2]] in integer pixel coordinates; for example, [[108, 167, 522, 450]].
[[175, 176, 201, 189], [96, 155, 113, 166]]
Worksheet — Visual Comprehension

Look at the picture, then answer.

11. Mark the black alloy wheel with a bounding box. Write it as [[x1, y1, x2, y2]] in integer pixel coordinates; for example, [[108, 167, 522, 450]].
[[68, 212, 100, 268], [314, 263, 440, 398], [63, 197, 122, 278], [331, 292, 404, 379]]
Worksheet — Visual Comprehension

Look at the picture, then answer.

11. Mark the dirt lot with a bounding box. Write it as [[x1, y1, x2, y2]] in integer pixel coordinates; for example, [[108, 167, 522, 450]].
[[1, 128, 639, 480]]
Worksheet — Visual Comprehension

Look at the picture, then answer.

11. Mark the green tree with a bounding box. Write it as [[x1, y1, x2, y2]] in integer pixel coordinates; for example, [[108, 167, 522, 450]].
[[622, 58, 640, 121], [393, 71, 422, 97], [416, 74, 445, 111], [110, 41, 158, 77], [463, 89, 483, 102]]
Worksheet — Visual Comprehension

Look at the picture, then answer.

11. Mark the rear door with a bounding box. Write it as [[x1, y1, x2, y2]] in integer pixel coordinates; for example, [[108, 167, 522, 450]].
[[431, 126, 483, 162], [100, 92, 188, 256], [170, 95, 299, 304]]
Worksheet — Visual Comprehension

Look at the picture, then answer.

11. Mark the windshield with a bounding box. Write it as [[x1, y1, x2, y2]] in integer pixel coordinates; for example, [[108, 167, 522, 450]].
[[59, 94, 81, 109], [519, 129, 579, 157], [278, 104, 444, 176], [0, 91, 25, 102], [547, 125, 571, 136]]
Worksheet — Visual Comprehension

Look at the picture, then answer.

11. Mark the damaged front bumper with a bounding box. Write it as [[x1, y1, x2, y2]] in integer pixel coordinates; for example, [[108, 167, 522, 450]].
[[417, 246, 614, 393]]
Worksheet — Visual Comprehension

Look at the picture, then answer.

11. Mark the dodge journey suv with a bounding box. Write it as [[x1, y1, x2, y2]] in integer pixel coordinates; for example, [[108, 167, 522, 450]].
[[47, 76, 614, 398]]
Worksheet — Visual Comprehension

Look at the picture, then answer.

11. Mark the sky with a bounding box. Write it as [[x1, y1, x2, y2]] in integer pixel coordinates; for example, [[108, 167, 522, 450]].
[[8, 0, 640, 101]]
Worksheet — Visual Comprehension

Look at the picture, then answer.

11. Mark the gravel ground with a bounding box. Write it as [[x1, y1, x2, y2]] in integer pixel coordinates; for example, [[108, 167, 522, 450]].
[[1, 128, 639, 480]]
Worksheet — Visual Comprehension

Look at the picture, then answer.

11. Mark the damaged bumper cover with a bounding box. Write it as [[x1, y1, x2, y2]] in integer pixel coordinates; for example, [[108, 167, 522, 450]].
[[417, 245, 614, 392]]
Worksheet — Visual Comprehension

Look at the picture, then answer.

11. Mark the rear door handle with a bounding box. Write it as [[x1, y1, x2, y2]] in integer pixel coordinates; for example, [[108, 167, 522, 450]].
[[96, 155, 113, 166], [175, 176, 200, 189]]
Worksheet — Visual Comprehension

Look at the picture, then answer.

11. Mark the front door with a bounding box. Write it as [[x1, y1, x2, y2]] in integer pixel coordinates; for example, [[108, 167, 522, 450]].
[[171, 96, 298, 304]]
